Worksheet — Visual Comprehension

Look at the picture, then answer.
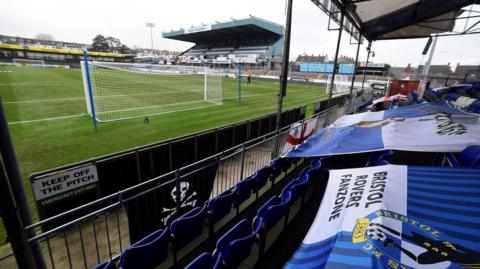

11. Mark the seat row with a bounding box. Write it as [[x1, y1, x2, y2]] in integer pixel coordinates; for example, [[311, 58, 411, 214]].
[[185, 158, 325, 269], [366, 146, 480, 168], [435, 145, 480, 168], [93, 157, 301, 269]]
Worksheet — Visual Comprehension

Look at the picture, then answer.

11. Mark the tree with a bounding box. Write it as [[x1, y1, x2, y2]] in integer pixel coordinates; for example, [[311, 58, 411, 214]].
[[91, 34, 109, 52], [91, 35, 130, 53], [35, 33, 55, 41], [106, 36, 121, 51], [119, 45, 130, 54]]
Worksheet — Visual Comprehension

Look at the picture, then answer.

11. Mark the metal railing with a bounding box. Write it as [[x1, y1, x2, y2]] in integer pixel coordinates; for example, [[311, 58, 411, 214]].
[[0, 105, 347, 269]]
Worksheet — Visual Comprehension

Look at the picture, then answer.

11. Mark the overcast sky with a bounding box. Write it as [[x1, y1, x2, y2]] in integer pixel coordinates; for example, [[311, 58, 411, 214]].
[[1, 0, 479, 67]]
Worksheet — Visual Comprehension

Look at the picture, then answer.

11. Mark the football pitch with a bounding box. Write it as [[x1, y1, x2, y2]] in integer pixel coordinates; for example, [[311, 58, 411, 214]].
[[0, 65, 327, 246]]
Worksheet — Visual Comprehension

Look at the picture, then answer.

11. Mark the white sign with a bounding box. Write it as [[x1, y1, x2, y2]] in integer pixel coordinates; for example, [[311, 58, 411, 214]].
[[32, 165, 98, 201], [213, 57, 231, 64], [359, 62, 386, 68], [229, 53, 258, 64], [185, 25, 212, 34]]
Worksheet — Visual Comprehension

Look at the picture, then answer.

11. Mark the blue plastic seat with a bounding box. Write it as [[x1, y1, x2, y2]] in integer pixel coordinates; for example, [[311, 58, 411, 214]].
[[446, 152, 461, 167], [170, 205, 207, 250], [118, 228, 169, 269], [252, 166, 273, 191], [217, 219, 258, 268], [298, 159, 323, 181], [184, 252, 221, 269], [298, 166, 313, 182], [311, 158, 323, 169], [288, 179, 307, 202], [93, 260, 117, 269], [461, 145, 480, 168], [208, 188, 236, 223], [234, 177, 255, 206], [269, 158, 290, 173], [256, 195, 288, 230], [281, 179, 298, 197], [216, 219, 252, 254], [367, 150, 393, 166]]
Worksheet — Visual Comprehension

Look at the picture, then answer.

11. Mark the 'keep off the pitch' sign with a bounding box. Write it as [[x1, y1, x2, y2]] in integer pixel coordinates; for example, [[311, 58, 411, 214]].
[[32, 165, 98, 206]]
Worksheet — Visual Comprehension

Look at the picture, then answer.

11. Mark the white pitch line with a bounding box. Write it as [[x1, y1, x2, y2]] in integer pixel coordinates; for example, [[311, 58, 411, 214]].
[[3, 87, 320, 104], [7, 87, 325, 124], [3, 97, 85, 104], [0, 82, 81, 87], [8, 114, 85, 125]]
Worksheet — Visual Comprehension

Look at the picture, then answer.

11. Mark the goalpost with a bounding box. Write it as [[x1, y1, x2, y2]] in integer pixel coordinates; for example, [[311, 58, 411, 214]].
[[81, 61, 222, 122], [325, 74, 351, 95]]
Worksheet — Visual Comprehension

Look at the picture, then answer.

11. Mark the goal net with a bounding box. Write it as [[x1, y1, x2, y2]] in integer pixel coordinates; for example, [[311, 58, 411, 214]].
[[13, 58, 45, 66], [325, 74, 351, 95], [81, 62, 222, 122]]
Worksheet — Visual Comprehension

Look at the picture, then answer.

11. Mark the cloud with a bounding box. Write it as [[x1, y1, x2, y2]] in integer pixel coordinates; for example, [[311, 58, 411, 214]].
[[1, 0, 478, 66]]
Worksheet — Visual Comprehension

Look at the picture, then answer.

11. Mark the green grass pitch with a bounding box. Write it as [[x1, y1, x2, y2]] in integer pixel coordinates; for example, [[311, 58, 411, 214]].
[[0, 64, 327, 247]]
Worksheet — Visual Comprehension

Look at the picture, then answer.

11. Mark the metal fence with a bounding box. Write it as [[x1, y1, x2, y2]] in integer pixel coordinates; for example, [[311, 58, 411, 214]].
[[28, 106, 305, 224], [0, 106, 346, 269]]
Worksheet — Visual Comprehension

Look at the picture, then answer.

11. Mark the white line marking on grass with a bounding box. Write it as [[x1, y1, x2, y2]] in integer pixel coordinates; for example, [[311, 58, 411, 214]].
[[0, 82, 81, 87], [3, 97, 85, 104], [8, 114, 85, 125], [7, 87, 325, 124]]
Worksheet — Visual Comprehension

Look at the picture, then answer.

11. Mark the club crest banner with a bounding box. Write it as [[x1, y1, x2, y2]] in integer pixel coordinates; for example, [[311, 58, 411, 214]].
[[285, 111, 480, 157], [334, 102, 474, 128], [285, 165, 480, 269]]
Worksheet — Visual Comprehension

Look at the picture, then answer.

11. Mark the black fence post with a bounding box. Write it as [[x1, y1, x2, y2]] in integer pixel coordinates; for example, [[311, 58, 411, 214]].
[[274, 0, 294, 157], [0, 162, 37, 269], [174, 169, 182, 212], [135, 150, 142, 183], [239, 144, 246, 181], [0, 100, 46, 269]]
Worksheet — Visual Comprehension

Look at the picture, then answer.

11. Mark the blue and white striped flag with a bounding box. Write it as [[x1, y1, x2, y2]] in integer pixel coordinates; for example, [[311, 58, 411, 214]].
[[285, 165, 480, 269], [285, 103, 480, 157]]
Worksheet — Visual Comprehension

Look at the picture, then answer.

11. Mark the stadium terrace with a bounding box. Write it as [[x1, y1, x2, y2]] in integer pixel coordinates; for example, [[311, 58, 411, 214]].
[[163, 16, 284, 68]]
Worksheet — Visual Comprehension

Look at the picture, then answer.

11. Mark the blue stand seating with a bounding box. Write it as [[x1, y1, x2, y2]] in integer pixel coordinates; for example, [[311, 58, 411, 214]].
[[216, 219, 259, 268], [208, 188, 236, 223], [170, 205, 207, 262], [366, 150, 393, 166], [118, 228, 169, 269], [184, 252, 221, 269], [93, 260, 117, 269]]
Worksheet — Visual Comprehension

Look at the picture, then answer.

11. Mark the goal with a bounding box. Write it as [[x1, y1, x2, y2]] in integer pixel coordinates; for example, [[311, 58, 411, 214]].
[[325, 74, 351, 95], [13, 58, 45, 66], [81, 62, 222, 122]]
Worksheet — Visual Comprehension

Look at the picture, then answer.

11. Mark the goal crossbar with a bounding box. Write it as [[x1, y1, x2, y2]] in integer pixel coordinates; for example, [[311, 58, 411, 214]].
[[81, 61, 222, 122]]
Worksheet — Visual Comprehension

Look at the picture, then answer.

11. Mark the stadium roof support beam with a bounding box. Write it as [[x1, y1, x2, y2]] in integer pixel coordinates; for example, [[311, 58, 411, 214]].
[[326, 6, 345, 111], [347, 39, 362, 112], [275, 0, 294, 156], [312, 0, 480, 41], [360, 41, 372, 92]]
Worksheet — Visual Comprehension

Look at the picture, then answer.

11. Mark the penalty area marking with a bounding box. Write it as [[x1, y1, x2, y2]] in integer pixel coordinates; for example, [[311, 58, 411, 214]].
[[8, 114, 85, 125]]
